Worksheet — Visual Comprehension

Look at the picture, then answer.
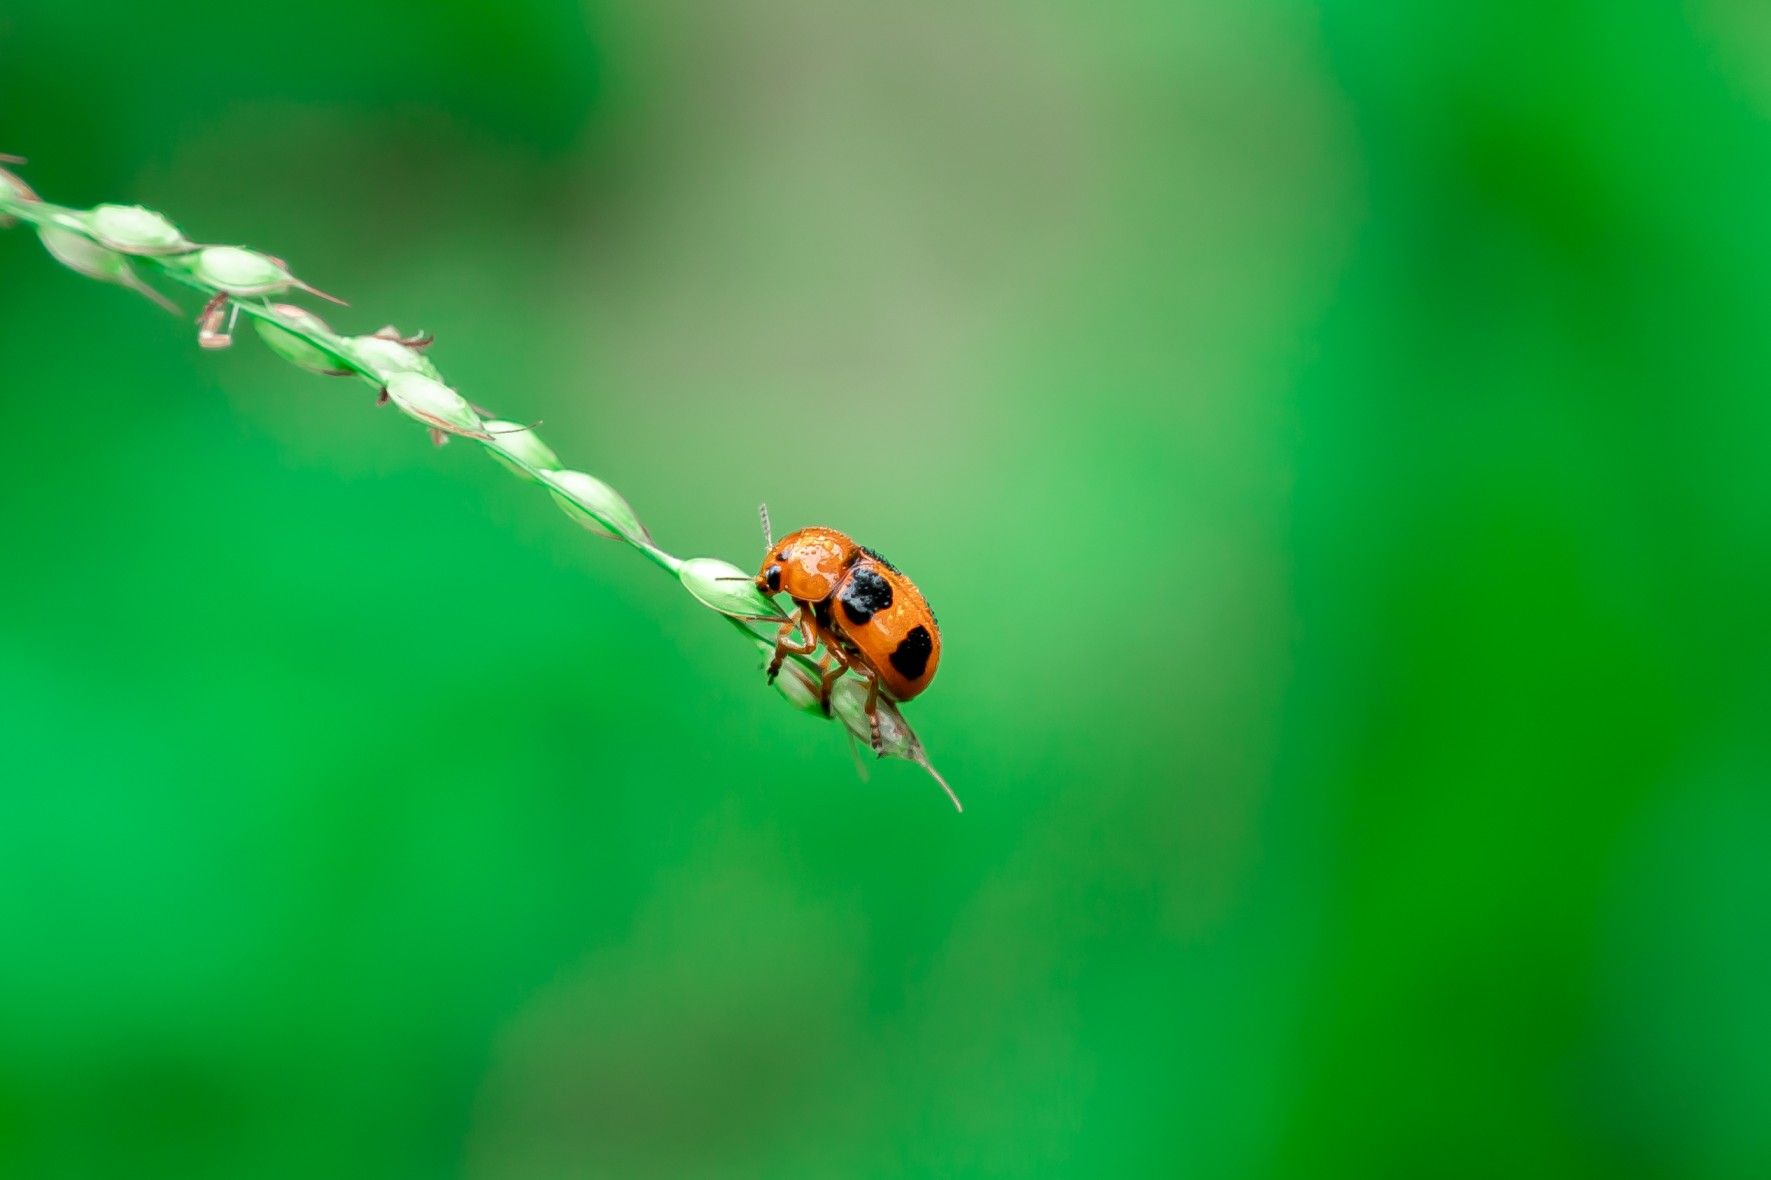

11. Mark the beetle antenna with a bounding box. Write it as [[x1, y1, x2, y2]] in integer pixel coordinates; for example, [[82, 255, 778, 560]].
[[758, 502, 773, 550]]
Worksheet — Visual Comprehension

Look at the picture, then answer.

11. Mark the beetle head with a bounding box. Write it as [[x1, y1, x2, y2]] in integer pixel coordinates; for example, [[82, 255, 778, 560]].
[[756, 526, 856, 603]]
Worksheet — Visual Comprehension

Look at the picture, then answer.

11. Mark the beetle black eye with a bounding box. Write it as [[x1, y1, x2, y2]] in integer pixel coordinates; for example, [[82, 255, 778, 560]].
[[764, 565, 781, 593]]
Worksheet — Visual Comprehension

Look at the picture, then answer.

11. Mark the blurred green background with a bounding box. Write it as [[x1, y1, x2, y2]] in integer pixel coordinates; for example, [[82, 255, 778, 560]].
[[3, 1, 1769, 1177]]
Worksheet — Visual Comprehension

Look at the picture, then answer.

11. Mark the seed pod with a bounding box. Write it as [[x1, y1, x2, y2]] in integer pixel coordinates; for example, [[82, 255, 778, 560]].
[[347, 334, 442, 381], [85, 205, 191, 255], [253, 304, 354, 375], [539, 469, 650, 545], [380, 372, 490, 440], [771, 663, 827, 716], [0, 164, 38, 216], [38, 224, 178, 312], [483, 422, 562, 483], [678, 556, 781, 619], [827, 679, 961, 810], [184, 245, 343, 303]]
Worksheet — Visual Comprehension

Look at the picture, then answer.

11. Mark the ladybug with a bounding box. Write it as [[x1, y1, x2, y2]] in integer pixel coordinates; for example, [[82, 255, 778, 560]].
[[750, 505, 941, 751]]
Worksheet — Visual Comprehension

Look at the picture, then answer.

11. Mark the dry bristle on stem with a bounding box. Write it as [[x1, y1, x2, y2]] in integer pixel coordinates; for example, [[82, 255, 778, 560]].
[[197, 293, 232, 349], [0, 153, 24, 164], [847, 734, 872, 783], [295, 281, 349, 307], [373, 326, 434, 350], [928, 765, 962, 812], [134, 278, 180, 314]]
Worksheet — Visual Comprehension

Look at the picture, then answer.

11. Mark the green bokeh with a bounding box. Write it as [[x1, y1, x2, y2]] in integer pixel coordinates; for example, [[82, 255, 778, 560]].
[[2, 2, 1768, 1177]]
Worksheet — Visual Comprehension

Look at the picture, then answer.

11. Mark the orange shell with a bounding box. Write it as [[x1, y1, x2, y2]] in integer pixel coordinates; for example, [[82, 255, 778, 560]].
[[759, 527, 941, 701]]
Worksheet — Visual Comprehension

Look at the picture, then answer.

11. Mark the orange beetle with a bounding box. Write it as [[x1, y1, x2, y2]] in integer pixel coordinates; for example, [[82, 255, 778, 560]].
[[751, 506, 940, 750]]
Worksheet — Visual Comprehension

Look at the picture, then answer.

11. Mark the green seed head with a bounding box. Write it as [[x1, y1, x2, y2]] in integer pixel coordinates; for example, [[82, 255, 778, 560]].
[[484, 422, 562, 483], [189, 245, 292, 294], [772, 663, 827, 715], [382, 372, 486, 438], [678, 556, 780, 618], [828, 679, 889, 750], [39, 225, 129, 283], [540, 469, 650, 544], [347, 334, 441, 380], [0, 166, 37, 205], [38, 221, 177, 311], [254, 305, 351, 375], [87, 204, 189, 254], [828, 682, 960, 809]]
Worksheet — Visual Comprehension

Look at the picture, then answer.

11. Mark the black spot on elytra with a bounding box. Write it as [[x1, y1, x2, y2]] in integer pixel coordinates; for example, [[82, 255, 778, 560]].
[[889, 625, 933, 681], [839, 568, 893, 625], [861, 545, 900, 573]]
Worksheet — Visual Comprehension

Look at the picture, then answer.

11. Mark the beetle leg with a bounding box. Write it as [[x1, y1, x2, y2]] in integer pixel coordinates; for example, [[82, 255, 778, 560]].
[[817, 647, 854, 717], [859, 664, 884, 754], [765, 609, 820, 684]]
